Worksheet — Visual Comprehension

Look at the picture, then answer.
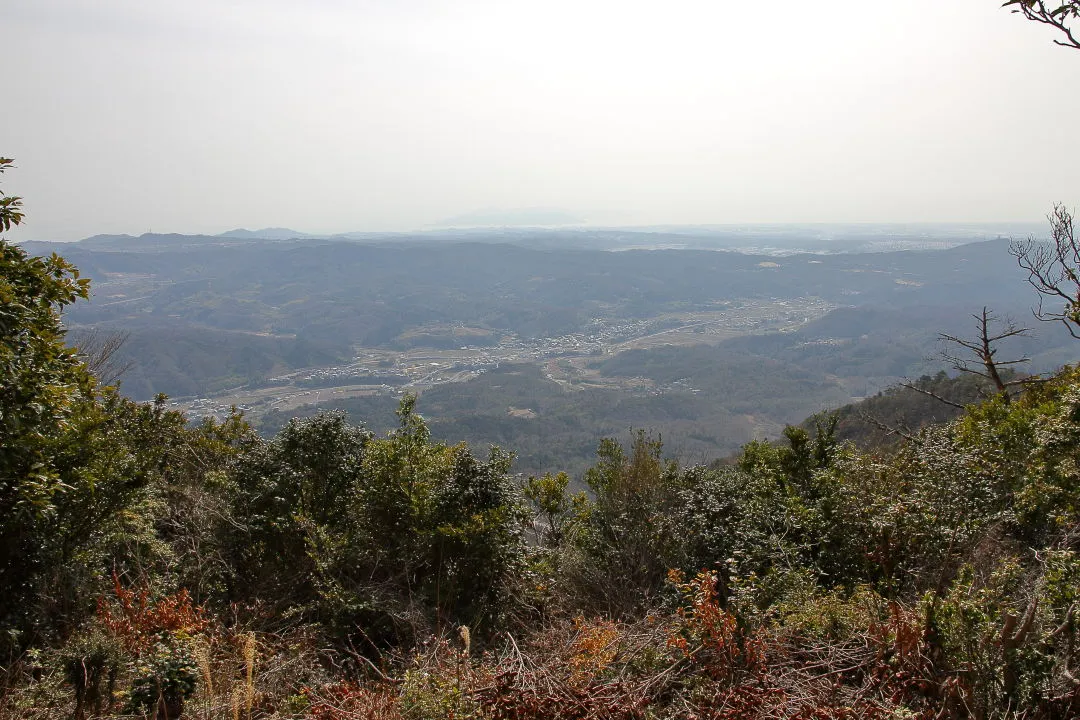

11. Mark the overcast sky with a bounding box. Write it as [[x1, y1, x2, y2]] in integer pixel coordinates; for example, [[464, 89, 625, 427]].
[[3, 0, 1079, 240]]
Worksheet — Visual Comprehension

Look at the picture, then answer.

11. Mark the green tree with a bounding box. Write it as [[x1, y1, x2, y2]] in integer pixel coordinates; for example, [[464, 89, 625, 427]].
[[228, 410, 372, 617], [0, 159, 247, 658], [0, 171, 92, 512], [229, 397, 526, 644], [524, 471, 580, 547], [1, 159, 95, 650], [565, 431, 684, 615], [355, 396, 526, 632]]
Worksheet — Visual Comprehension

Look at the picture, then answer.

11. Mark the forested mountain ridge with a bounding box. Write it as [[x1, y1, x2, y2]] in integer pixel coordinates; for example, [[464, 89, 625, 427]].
[[806, 371, 1013, 449], [27, 233, 1041, 393], [19, 228, 1078, 476]]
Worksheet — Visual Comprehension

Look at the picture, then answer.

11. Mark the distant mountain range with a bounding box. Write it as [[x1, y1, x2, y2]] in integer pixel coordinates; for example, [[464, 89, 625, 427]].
[[218, 227, 318, 240], [19, 226, 1076, 474], [24, 222, 1047, 256], [433, 208, 587, 227]]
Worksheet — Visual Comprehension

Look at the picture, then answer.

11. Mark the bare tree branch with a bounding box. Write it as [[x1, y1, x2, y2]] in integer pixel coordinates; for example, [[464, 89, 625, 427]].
[[69, 327, 134, 387], [896, 382, 968, 410], [937, 307, 1038, 403], [856, 409, 919, 444], [1004, 0, 1080, 50], [1011, 204, 1080, 339]]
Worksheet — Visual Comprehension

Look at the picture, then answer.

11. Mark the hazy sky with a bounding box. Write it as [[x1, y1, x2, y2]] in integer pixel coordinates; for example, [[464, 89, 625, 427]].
[[4, 0, 1080, 239]]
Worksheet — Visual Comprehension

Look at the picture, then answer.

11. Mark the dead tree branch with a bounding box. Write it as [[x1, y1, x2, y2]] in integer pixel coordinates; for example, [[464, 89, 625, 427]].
[[896, 382, 967, 410], [937, 307, 1036, 403], [856, 409, 919, 444], [69, 327, 133, 387], [1011, 204, 1080, 339]]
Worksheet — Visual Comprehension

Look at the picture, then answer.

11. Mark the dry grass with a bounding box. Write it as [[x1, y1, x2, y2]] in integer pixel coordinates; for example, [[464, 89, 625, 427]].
[[3, 573, 1074, 719]]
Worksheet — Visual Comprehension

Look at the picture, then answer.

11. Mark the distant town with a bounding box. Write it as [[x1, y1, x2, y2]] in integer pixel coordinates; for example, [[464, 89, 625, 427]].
[[171, 296, 836, 422]]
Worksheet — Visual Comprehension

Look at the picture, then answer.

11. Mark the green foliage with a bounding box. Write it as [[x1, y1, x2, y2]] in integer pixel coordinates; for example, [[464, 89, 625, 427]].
[[0, 241, 92, 545], [354, 395, 527, 631], [229, 396, 526, 641], [125, 632, 198, 718], [399, 665, 479, 720], [60, 629, 122, 719], [929, 552, 1080, 718], [228, 409, 373, 618], [524, 471, 583, 547], [560, 431, 686, 614], [1020, 382, 1080, 535], [0, 159, 23, 232], [1, 162, 252, 660], [0, 233, 97, 650]]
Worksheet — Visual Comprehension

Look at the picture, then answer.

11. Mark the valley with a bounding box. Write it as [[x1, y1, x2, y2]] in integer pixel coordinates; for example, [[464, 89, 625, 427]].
[[170, 297, 836, 423], [22, 227, 1075, 475]]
